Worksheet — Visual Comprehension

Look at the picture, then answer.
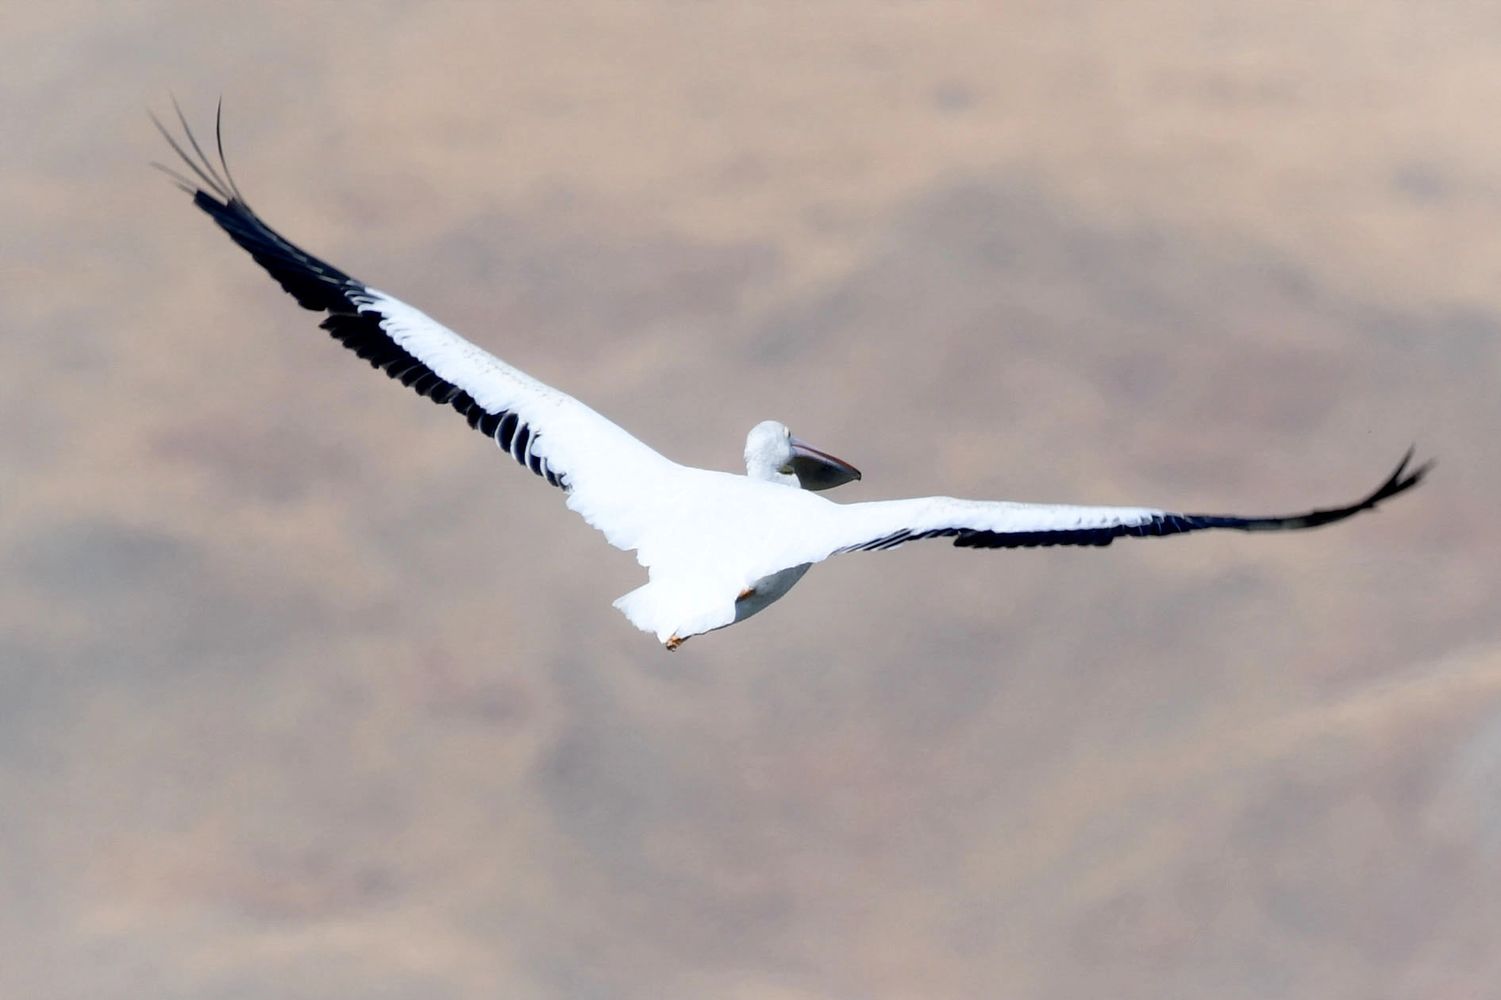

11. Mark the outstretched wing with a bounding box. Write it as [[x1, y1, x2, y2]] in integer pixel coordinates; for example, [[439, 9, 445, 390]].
[[806, 450, 1430, 558], [154, 102, 676, 553]]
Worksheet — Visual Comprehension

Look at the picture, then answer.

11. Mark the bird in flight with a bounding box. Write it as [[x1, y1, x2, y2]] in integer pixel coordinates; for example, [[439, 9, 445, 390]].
[[154, 103, 1429, 650]]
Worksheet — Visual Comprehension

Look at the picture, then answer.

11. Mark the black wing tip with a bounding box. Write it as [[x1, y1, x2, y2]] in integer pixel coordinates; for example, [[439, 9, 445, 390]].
[[155, 100, 368, 311], [150, 95, 245, 210], [1370, 445, 1433, 507], [213, 96, 248, 205], [1193, 445, 1432, 534]]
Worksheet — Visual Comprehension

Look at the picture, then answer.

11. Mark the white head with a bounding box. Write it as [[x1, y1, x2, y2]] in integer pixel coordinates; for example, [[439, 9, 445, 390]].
[[743, 420, 862, 491]]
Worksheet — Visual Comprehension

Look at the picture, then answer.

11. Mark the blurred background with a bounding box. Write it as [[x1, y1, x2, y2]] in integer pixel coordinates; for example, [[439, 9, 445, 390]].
[[3, 3, 1499, 998]]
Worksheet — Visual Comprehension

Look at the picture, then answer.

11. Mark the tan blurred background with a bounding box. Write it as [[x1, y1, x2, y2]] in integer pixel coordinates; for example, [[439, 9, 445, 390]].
[[3, 3, 1499, 998]]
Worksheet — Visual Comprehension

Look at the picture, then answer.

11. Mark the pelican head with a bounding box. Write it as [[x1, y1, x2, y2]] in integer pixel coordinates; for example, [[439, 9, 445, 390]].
[[743, 420, 862, 491]]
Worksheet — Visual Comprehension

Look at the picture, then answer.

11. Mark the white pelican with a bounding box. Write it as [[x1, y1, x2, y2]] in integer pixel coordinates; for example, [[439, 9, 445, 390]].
[[154, 106, 1429, 650]]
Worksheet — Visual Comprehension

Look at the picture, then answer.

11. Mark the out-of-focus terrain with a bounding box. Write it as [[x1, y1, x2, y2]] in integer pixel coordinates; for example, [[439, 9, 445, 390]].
[[2, 4, 1499, 998]]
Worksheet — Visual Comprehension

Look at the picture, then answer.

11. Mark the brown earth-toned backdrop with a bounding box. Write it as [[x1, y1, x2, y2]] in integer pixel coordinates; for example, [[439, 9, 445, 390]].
[[3, 4, 1499, 998]]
